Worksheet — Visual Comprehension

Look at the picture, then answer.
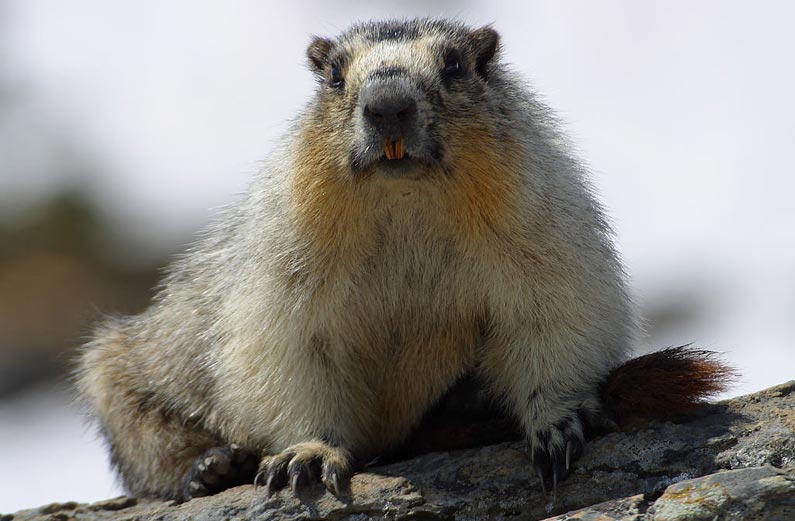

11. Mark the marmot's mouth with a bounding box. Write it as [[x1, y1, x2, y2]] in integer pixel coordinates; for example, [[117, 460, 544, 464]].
[[351, 135, 440, 173], [383, 138, 406, 160]]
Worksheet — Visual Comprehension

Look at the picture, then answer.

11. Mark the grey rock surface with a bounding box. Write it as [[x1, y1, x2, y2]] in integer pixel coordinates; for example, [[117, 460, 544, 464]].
[[547, 466, 795, 520], [6, 381, 795, 521]]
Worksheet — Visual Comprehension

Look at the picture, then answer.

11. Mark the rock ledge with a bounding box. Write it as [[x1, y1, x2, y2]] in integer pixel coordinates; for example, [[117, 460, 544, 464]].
[[6, 381, 795, 520]]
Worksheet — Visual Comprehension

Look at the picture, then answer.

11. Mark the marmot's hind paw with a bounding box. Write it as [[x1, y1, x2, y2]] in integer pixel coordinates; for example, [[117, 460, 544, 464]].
[[528, 414, 585, 494], [181, 444, 259, 500], [255, 441, 353, 497]]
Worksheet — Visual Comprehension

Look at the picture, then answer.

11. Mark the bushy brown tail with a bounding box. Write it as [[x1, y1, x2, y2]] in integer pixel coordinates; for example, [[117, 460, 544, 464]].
[[600, 345, 737, 427]]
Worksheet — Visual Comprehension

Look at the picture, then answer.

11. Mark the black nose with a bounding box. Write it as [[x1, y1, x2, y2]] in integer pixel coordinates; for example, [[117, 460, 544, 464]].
[[362, 81, 418, 140]]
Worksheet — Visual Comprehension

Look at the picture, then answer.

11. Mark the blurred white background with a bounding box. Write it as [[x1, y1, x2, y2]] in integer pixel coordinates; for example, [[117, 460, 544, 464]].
[[1, 0, 793, 513]]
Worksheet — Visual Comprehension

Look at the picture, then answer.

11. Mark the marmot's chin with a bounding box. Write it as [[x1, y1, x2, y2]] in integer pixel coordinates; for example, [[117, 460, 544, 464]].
[[375, 155, 428, 179]]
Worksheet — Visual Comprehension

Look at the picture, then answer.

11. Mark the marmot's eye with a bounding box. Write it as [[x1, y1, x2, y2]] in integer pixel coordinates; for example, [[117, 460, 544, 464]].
[[442, 51, 462, 79], [329, 63, 343, 87]]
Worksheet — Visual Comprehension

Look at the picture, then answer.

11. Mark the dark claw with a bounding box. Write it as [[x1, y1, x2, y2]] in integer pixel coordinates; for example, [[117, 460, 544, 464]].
[[565, 441, 572, 471], [529, 415, 586, 495], [263, 457, 290, 495], [289, 458, 320, 494], [253, 470, 266, 488], [264, 474, 277, 496], [552, 462, 569, 491], [534, 465, 547, 495], [322, 462, 349, 497], [326, 471, 341, 497], [288, 461, 307, 494], [181, 445, 259, 501], [552, 465, 558, 491]]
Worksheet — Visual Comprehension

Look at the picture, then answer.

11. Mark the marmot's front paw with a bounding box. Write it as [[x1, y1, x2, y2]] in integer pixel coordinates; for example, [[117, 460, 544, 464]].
[[528, 414, 585, 493], [182, 444, 259, 500], [255, 441, 353, 497]]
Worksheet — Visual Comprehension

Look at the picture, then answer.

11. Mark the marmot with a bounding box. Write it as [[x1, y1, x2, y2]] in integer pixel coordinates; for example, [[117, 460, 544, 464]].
[[77, 18, 732, 501]]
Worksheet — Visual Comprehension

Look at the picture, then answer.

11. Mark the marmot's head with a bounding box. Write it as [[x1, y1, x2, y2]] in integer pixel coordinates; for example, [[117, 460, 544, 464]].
[[301, 19, 504, 180]]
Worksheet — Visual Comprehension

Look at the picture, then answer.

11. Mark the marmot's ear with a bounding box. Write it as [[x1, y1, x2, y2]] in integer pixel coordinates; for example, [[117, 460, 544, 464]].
[[467, 26, 500, 79], [307, 36, 334, 74]]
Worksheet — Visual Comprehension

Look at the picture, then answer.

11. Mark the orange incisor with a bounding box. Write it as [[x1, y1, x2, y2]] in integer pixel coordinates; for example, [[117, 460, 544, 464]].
[[384, 137, 406, 160]]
